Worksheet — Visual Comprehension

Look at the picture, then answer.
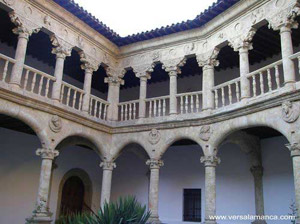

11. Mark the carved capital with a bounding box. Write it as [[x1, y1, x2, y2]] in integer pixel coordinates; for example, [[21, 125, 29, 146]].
[[286, 143, 300, 157], [200, 155, 220, 167], [79, 51, 100, 73], [104, 76, 124, 86], [267, 4, 300, 31], [133, 64, 154, 79], [100, 161, 116, 170], [228, 28, 257, 52], [196, 48, 220, 69], [9, 12, 40, 39], [36, 148, 59, 160], [146, 159, 164, 169], [50, 35, 73, 59], [162, 57, 186, 74]]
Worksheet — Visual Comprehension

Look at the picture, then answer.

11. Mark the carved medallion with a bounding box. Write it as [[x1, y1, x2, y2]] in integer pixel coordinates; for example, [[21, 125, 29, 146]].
[[282, 101, 300, 123], [3, 0, 15, 6], [44, 15, 51, 27], [148, 129, 161, 145], [49, 115, 62, 133], [199, 125, 213, 141], [184, 43, 197, 54]]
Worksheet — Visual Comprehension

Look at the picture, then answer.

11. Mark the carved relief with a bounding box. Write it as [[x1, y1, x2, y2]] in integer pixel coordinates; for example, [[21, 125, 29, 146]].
[[152, 51, 160, 61], [228, 27, 256, 51], [148, 129, 161, 145], [275, 0, 286, 8], [43, 15, 51, 27], [9, 12, 40, 37], [196, 48, 220, 68], [200, 155, 221, 167], [3, 0, 15, 6], [24, 5, 33, 16], [49, 115, 62, 133], [146, 159, 164, 169], [184, 43, 197, 54], [36, 148, 59, 160], [78, 35, 84, 48], [199, 125, 213, 141], [251, 8, 265, 25], [282, 101, 300, 123]]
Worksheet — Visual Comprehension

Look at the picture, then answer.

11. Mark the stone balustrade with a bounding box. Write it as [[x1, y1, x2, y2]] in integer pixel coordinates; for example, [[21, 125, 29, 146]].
[[145, 95, 170, 118], [89, 95, 109, 121], [118, 100, 139, 121], [177, 91, 202, 114]]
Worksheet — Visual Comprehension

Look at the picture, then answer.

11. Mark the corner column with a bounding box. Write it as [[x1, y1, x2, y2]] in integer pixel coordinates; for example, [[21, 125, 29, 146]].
[[138, 74, 150, 118], [100, 160, 116, 207], [146, 159, 164, 224], [27, 148, 59, 224], [201, 155, 220, 224], [286, 143, 300, 224]]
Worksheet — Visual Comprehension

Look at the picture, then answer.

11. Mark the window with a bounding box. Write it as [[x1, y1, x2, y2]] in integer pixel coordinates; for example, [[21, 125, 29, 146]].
[[183, 189, 202, 222]]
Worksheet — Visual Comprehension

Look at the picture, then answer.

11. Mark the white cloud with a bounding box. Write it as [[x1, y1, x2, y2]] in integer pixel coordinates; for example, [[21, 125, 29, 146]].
[[73, 0, 217, 37]]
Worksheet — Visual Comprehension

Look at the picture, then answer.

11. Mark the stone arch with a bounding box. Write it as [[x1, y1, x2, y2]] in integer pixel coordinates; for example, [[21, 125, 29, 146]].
[[112, 140, 151, 161], [0, 104, 49, 148], [56, 168, 93, 218]]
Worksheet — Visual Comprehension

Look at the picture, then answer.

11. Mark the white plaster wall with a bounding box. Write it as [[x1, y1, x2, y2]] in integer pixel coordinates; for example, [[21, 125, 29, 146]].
[[0, 127, 102, 224]]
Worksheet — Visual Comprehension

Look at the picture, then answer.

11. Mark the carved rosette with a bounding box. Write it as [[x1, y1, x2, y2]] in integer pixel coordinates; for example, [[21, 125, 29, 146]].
[[281, 101, 300, 123], [100, 161, 116, 171], [49, 115, 62, 133], [146, 159, 164, 169], [199, 125, 213, 141], [148, 129, 161, 145], [228, 28, 257, 52], [50, 35, 72, 59], [36, 148, 59, 160], [200, 155, 221, 167], [196, 48, 220, 70], [79, 51, 100, 73], [286, 143, 300, 157]]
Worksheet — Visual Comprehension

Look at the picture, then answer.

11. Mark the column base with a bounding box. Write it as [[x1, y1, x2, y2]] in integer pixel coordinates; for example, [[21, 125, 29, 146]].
[[251, 220, 267, 224], [26, 212, 52, 224], [147, 215, 161, 224]]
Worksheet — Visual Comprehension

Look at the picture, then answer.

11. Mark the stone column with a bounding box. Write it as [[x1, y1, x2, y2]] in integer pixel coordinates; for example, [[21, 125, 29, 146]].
[[146, 159, 164, 224], [250, 165, 267, 224], [27, 148, 59, 224], [286, 143, 300, 224], [138, 74, 150, 118], [100, 160, 116, 207], [168, 70, 179, 115], [105, 69, 125, 121], [50, 36, 72, 102], [80, 52, 99, 113], [9, 13, 40, 87], [201, 155, 220, 224]]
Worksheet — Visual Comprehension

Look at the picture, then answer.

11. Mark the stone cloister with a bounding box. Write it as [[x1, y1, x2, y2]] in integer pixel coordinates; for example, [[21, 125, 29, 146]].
[[0, 0, 300, 223]]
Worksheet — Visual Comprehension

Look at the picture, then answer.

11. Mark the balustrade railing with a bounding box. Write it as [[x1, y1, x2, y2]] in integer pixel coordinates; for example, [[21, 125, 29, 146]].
[[60, 82, 84, 110], [145, 96, 169, 118], [213, 77, 241, 109], [247, 59, 283, 98], [89, 95, 109, 120], [177, 91, 202, 114], [119, 100, 139, 121], [290, 52, 300, 80], [0, 53, 15, 83]]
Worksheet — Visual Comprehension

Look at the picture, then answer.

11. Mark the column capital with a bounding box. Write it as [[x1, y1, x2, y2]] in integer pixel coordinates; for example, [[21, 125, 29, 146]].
[[105, 67, 126, 86], [196, 48, 220, 70], [200, 155, 220, 167], [250, 165, 264, 176], [228, 28, 257, 52], [162, 57, 186, 74], [100, 160, 116, 171], [9, 12, 40, 39], [146, 159, 164, 169], [36, 148, 59, 160], [133, 64, 154, 80], [79, 51, 100, 73], [50, 35, 73, 59], [286, 143, 300, 157]]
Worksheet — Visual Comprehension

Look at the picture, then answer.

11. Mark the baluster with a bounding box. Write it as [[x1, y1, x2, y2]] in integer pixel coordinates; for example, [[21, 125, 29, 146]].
[[60, 85, 65, 102], [149, 100, 153, 117], [120, 104, 124, 121], [99, 102, 103, 119], [133, 103, 137, 119], [267, 69, 272, 91], [78, 93, 83, 110], [298, 56, 300, 76], [89, 98, 93, 115], [125, 104, 128, 120], [158, 99, 162, 117], [154, 100, 157, 117], [259, 72, 264, 94], [214, 90, 218, 109], [235, 82, 240, 102], [252, 76, 257, 97], [93, 99, 97, 117], [228, 85, 232, 105], [163, 99, 166, 116], [66, 87, 71, 106], [221, 87, 225, 107], [72, 90, 77, 108], [104, 104, 108, 120], [31, 73, 37, 92], [185, 95, 188, 113], [180, 96, 184, 114], [129, 103, 132, 120], [275, 65, 280, 89], [45, 79, 50, 97], [196, 94, 200, 112], [191, 95, 194, 113], [2, 60, 9, 81], [23, 70, 30, 90], [36, 76, 43, 95]]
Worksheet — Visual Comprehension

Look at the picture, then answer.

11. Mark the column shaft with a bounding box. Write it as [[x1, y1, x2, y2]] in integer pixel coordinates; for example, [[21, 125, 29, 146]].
[[205, 166, 216, 223], [169, 72, 178, 115], [202, 65, 215, 111], [107, 83, 120, 121], [149, 168, 160, 220], [280, 26, 296, 85], [52, 56, 65, 102], [139, 77, 147, 118], [82, 70, 93, 113], [292, 156, 300, 224], [10, 34, 29, 86], [239, 47, 251, 99], [100, 169, 113, 207]]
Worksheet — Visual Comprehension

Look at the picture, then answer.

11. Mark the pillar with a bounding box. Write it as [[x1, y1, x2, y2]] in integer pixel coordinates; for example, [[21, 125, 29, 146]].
[[51, 52, 67, 102], [202, 64, 215, 111], [138, 75, 149, 118], [100, 161, 116, 207], [239, 46, 251, 100], [27, 148, 59, 224], [250, 166, 267, 224], [201, 155, 220, 224], [146, 159, 164, 224], [286, 143, 300, 224], [169, 70, 178, 115]]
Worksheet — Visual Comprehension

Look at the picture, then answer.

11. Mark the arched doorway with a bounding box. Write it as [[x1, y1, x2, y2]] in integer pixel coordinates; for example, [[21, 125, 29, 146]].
[[60, 176, 85, 215]]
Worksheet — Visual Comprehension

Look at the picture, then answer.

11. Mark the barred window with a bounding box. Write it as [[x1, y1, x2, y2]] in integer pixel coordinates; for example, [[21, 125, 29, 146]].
[[183, 189, 202, 222]]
